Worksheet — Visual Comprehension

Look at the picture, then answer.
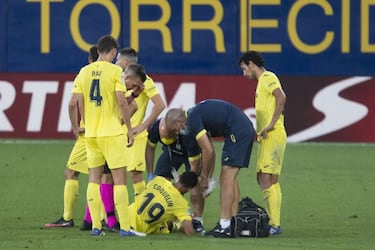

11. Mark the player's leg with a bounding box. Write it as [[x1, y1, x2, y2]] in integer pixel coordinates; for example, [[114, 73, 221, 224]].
[[130, 170, 145, 195], [81, 204, 92, 230], [63, 168, 80, 223], [207, 129, 253, 238], [110, 167, 130, 230], [86, 137, 106, 235], [44, 169, 79, 227], [190, 186, 205, 233], [87, 165, 104, 232], [257, 172, 280, 228], [182, 157, 205, 233], [256, 130, 286, 235], [204, 165, 240, 238], [231, 178, 240, 217], [128, 135, 147, 196], [104, 135, 144, 236], [100, 165, 118, 231], [219, 166, 240, 225], [45, 134, 88, 228]]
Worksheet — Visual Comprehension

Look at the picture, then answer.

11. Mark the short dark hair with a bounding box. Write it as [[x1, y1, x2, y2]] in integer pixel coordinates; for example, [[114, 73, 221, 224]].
[[97, 35, 118, 54], [179, 171, 198, 189], [125, 64, 147, 82], [118, 48, 138, 63], [89, 46, 99, 62], [238, 50, 265, 67]]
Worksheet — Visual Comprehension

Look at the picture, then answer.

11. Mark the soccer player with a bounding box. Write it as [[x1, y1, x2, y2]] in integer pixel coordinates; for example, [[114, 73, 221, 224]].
[[80, 67, 143, 232], [45, 47, 143, 231], [69, 35, 146, 236], [164, 99, 255, 238], [129, 171, 198, 235], [238, 51, 287, 235], [45, 46, 98, 229], [115, 48, 166, 196], [145, 115, 206, 233]]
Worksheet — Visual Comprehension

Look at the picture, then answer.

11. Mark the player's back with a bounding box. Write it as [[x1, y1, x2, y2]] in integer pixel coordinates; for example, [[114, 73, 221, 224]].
[[130, 176, 190, 234], [75, 61, 126, 137], [187, 99, 252, 137]]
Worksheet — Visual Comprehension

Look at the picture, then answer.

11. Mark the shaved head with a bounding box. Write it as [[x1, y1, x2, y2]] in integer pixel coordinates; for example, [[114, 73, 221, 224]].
[[165, 108, 187, 136], [166, 108, 185, 124]]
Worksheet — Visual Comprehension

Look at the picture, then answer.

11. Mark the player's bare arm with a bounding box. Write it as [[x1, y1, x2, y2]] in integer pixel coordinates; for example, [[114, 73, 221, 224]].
[[68, 93, 83, 138], [116, 91, 134, 146], [128, 100, 138, 117], [188, 156, 201, 174], [196, 133, 215, 196], [145, 141, 156, 178], [133, 94, 165, 135], [180, 219, 195, 235]]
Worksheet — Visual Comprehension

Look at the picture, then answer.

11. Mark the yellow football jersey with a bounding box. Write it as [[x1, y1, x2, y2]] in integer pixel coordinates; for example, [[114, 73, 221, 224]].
[[129, 176, 191, 234], [72, 61, 127, 137], [255, 71, 285, 134], [131, 75, 159, 136]]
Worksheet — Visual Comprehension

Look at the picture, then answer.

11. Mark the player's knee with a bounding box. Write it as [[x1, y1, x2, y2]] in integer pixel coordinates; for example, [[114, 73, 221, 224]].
[[257, 172, 274, 189], [101, 173, 114, 184], [130, 170, 143, 183], [65, 168, 79, 180]]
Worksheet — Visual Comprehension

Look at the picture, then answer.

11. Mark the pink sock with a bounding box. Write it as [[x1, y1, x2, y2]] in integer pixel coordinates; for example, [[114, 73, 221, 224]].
[[84, 204, 92, 223], [100, 183, 117, 227]]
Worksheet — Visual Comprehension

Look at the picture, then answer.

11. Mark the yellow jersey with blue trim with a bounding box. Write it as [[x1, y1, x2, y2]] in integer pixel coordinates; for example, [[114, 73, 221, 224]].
[[131, 75, 159, 137]]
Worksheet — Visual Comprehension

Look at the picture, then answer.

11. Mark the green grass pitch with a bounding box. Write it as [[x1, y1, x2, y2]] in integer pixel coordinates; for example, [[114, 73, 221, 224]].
[[0, 140, 374, 250]]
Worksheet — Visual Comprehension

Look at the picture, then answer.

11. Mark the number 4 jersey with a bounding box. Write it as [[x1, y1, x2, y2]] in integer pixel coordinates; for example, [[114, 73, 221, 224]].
[[129, 176, 192, 234], [72, 61, 127, 137]]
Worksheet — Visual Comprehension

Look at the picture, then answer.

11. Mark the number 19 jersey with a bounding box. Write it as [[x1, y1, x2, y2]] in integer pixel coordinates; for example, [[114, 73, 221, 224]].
[[72, 61, 127, 137], [129, 176, 192, 234]]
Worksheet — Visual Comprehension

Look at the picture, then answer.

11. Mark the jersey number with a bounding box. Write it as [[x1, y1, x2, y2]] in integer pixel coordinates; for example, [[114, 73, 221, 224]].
[[137, 193, 165, 224], [90, 79, 103, 106]]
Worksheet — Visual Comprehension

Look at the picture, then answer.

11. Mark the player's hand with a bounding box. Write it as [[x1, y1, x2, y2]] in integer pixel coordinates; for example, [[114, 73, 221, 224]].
[[199, 177, 209, 197], [132, 85, 144, 98], [127, 129, 134, 147], [72, 126, 81, 139], [132, 124, 146, 136], [260, 125, 274, 139], [202, 177, 217, 198]]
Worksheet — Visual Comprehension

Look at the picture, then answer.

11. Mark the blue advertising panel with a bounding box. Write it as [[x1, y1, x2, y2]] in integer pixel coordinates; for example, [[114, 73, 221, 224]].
[[7, 0, 123, 72], [0, 1, 7, 71], [2, 0, 375, 75]]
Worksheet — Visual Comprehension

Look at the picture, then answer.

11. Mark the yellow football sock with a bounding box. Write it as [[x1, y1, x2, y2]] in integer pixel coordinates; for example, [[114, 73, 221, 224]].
[[133, 181, 146, 196], [100, 202, 106, 222], [114, 185, 130, 231], [274, 182, 282, 225], [63, 179, 78, 221], [262, 183, 282, 227], [87, 183, 102, 230]]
